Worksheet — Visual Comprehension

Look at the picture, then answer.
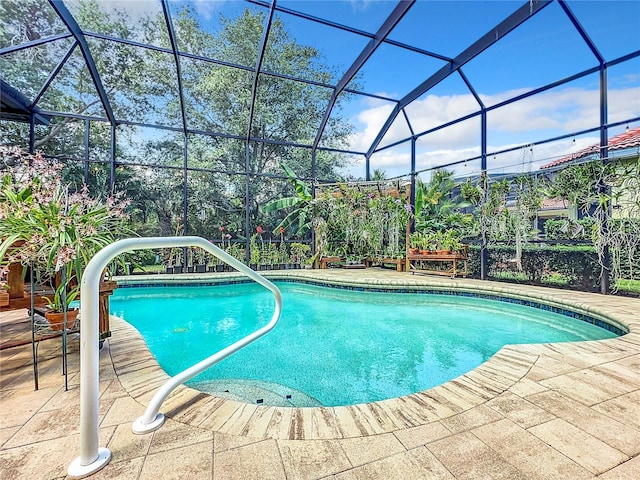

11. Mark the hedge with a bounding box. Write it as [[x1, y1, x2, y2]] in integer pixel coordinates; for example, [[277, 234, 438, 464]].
[[467, 244, 600, 292]]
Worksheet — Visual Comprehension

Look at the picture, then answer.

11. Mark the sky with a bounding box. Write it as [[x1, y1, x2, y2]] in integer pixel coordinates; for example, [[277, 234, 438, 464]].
[[73, 0, 640, 180], [173, 0, 640, 180]]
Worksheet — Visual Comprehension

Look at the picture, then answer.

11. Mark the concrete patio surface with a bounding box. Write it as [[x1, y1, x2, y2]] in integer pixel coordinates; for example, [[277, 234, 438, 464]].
[[1, 269, 639, 479]]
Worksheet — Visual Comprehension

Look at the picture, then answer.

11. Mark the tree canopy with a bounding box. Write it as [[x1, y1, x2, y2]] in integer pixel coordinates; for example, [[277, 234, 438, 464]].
[[0, 0, 355, 240]]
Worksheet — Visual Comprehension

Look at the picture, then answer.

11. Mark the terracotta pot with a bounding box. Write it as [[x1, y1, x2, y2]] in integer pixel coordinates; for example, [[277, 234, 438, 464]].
[[45, 309, 79, 331]]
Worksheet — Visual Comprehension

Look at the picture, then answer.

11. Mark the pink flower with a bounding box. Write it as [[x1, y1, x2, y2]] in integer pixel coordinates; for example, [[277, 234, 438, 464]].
[[256, 226, 264, 234], [219, 226, 225, 231]]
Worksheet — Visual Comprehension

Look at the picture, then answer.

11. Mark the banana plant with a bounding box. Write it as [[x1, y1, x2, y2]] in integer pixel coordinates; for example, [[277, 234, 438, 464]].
[[263, 162, 313, 237]]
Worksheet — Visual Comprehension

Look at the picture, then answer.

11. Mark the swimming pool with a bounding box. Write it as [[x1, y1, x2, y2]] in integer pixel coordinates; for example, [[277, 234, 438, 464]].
[[110, 281, 619, 407]]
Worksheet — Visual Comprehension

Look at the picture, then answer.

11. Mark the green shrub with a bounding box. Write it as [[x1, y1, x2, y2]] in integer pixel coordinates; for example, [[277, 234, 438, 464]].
[[616, 279, 640, 294], [467, 243, 600, 291], [544, 218, 595, 241]]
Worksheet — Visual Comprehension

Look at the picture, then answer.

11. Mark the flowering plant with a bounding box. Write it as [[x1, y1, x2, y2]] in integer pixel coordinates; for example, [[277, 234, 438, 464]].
[[0, 146, 130, 293], [42, 282, 80, 313]]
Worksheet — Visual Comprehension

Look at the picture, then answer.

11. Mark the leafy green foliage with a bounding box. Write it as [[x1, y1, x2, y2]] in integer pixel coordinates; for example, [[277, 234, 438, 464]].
[[467, 244, 600, 291], [263, 162, 313, 237], [413, 170, 474, 244], [0, 0, 354, 243]]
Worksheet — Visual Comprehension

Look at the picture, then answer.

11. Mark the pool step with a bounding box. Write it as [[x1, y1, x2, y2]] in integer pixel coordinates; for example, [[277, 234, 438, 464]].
[[188, 378, 323, 407]]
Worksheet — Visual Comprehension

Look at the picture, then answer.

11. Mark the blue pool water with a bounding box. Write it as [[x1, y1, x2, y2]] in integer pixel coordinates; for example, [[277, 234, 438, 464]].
[[110, 282, 618, 407]]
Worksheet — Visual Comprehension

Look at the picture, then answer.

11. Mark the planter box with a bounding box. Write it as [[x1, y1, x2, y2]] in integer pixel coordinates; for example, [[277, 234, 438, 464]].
[[0, 291, 9, 307], [7, 262, 24, 299], [195, 264, 206, 273]]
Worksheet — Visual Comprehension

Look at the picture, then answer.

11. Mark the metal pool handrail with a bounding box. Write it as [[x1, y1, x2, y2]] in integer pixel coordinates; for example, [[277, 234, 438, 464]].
[[68, 237, 282, 478]]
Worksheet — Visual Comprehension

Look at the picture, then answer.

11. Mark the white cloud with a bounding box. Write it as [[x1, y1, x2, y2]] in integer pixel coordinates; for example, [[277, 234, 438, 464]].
[[94, 0, 161, 19], [193, 0, 221, 21], [349, 0, 372, 13], [347, 102, 395, 152], [347, 84, 640, 178]]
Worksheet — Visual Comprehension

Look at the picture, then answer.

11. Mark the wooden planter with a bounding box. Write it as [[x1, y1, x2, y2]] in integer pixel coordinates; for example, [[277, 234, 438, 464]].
[[7, 262, 24, 299], [3, 240, 25, 299], [99, 280, 117, 341], [0, 290, 9, 307]]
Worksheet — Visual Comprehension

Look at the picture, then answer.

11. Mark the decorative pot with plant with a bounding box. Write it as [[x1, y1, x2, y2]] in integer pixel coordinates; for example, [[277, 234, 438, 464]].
[[408, 232, 424, 254], [42, 276, 80, 331], [290, 242, 311, 268], [0, 146, 131, 323], [438, 230, 463, 254]]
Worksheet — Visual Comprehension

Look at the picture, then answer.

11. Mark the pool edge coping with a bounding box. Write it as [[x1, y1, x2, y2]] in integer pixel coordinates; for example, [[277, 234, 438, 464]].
[[108, 270, 639, 441]]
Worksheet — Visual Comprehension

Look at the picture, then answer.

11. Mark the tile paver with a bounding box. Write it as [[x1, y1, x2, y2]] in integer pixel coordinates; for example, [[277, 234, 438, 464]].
[[528, 418, 629, 475]]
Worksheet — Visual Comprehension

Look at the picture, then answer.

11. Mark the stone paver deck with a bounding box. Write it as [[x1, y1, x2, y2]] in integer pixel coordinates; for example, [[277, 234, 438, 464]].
[[1, 269, 639, 479]]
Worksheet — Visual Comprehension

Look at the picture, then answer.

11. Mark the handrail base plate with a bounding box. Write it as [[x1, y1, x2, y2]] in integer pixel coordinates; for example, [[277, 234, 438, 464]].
[[67, 447, 111, 478], [132, 413, 165, 435]]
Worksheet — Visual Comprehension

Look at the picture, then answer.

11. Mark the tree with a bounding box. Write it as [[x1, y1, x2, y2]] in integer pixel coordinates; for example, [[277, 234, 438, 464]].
[[1, 1, 356, 243]]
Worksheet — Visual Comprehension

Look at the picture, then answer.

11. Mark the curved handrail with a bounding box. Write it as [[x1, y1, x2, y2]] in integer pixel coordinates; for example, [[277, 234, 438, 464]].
[[68, 236, 282, 478]]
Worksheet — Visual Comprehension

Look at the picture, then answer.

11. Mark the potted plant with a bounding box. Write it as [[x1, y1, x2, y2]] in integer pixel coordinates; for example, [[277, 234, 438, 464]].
[[195, 248, 207, 273], [408, 232, 424, 255], [0, 146, 130, 336], [440, 230, 463, 254], [290, 242, 311, 268], [42, 278, 80, 331]]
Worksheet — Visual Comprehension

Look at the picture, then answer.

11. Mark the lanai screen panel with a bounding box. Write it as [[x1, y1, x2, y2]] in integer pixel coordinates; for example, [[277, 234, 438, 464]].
[[0, 0, 639, 242]]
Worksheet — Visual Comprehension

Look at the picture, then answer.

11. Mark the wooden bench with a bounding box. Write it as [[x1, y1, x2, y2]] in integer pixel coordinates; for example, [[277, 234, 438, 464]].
[[319, 256, 342, 269], [365, 257, 406, 272], [406, 246, 468, 278]]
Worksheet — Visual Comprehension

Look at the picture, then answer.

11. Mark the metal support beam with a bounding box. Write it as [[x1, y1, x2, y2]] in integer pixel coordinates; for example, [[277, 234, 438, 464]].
[[245, 1, 276, 260], [48, 0, 116, 124], [558, 0, 604, 64], [246, 1, 276, 143], [402, 108, 415, 137], [458, 69, 484, 110], [109, 125, 116, 194], [29, 114, 35, 154], [480, 109, 488, 280], [245, 142, 252, 264], [84, 118, 90, 184], [0, 32, 72, 55], [410, 136, 416, 214], [182, 135, 188, 235], [161, 0, 188, 137], [367, 0, 552, 158], [313, 0, 414, 150], [30, 42, 77, 110], [599, 65, 610, 294]]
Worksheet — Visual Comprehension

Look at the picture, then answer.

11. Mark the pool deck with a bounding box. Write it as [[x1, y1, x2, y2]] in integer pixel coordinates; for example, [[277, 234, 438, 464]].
[[1, 269, 639, 479]]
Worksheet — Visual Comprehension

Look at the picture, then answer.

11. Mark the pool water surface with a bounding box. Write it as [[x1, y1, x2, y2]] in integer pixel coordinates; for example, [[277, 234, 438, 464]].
[[110, 282, 618, 406]]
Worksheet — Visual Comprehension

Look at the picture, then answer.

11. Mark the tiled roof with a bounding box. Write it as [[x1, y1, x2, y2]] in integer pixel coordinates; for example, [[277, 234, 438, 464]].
[[540, 126, 640, 170], [540, 197, 568, 210]]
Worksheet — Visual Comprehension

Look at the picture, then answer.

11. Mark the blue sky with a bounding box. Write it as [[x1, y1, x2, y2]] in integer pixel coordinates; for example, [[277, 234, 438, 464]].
[[84, 1, 640, 179], [181, 0, 640, 179]]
